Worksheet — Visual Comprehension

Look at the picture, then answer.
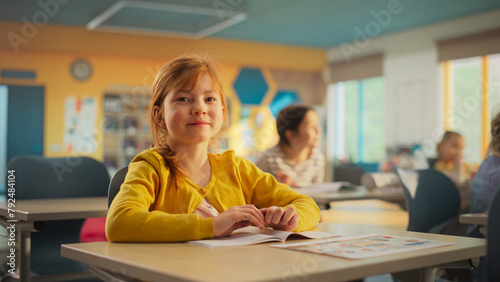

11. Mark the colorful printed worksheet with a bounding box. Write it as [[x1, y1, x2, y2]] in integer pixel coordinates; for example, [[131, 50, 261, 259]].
[[272, 233, 454, 259]]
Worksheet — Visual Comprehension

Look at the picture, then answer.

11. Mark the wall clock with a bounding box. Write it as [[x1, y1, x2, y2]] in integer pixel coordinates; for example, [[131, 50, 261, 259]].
[[71, 59, 92, 81]]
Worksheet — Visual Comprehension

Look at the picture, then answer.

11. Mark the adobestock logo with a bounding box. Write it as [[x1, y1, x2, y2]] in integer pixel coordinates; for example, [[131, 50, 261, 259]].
[[7, 0, 69, 54], [340, 0, 405, 61]]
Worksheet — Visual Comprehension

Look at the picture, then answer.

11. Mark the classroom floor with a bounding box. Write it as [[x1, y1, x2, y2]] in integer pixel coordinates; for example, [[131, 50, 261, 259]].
[[320, 199, 409, 282]]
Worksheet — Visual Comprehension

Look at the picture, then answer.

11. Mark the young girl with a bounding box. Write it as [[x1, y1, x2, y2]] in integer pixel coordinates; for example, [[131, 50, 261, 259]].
[[105, 55, 320, 242], [255, 105, 325, 188], [434, 131, 471, 183]]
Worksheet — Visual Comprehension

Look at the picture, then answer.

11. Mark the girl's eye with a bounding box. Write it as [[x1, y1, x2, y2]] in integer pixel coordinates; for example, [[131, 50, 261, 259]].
[[206, 97, 216, 102], [177, 97, 189, 102]]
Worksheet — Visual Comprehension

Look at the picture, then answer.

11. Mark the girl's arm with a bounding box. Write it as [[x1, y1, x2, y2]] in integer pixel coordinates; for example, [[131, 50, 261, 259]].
[[236, 156, 321, 232], [105, 156, 213, 242]]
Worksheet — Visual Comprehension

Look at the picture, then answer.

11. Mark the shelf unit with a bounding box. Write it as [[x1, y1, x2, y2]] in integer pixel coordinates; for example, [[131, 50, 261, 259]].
[[103, 93, 151, 176]]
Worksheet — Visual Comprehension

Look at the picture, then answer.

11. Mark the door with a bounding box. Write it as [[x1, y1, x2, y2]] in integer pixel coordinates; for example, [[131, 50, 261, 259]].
[[5, 85, 45, 162]]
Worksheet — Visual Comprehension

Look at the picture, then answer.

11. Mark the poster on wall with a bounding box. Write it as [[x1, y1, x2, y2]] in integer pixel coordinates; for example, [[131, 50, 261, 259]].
[[64, 96, 97, 154]]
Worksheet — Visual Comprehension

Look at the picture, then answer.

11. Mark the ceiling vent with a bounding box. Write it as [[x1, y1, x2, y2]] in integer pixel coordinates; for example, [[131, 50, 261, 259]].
[[87, 0, 247, 38]]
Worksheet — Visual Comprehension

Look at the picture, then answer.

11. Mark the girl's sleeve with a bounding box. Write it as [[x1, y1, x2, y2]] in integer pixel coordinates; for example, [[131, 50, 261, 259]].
[[105, 158, 213, 242], [236, 156, 321, 232]]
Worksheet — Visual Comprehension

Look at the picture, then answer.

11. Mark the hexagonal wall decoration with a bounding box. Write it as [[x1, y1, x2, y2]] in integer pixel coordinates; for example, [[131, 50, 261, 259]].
[[233, 68, 269, 105], [269, 91, 301, 118]]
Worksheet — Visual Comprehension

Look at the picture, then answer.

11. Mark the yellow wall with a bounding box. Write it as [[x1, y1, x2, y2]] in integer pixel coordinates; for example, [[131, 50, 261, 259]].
[[0, 21, 325, 160]]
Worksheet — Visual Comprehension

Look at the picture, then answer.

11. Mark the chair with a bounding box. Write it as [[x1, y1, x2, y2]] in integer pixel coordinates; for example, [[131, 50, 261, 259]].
[[395, 168, 474, 281], [107, 166, 128, 208], [5, 155, 109, 277], [427, 157, 438, 169], [396, 168, 460, 233], [80, 166, 128, 243], [86, 166, 128, 281], [333, 164, 364, 185], [487, 188, 500, 282]]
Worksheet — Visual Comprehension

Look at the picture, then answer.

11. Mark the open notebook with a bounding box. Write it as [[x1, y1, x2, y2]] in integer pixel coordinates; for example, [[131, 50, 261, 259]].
[[188, 226, 339, 248]]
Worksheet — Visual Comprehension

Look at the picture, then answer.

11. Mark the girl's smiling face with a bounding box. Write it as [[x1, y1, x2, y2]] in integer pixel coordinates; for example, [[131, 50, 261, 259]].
[[158, 72, 224, 147]]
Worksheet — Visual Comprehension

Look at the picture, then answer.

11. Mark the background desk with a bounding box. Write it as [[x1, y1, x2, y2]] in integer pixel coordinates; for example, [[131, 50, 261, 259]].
[[459, 212, 487, 226], [0, 197, 108, 221], [460, 212, 488, 235], [309, 187, 406, 210], [0, 197, 108, 282], [62, 223, 485, 282]]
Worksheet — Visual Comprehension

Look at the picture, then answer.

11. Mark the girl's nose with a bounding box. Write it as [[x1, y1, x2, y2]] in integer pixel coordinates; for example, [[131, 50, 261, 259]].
[[191, 102, 207, 115]]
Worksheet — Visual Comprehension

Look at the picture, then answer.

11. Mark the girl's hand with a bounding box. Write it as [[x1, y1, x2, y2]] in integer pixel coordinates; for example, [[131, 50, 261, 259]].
[[260, 206, 299, 231], [212, 205, 265, 237], [454, 154, 464, 165], [277, 171, 298, 187]]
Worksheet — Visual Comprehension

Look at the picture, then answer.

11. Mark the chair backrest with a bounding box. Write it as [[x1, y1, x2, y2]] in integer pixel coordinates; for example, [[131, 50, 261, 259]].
[[108, 166, 128, 208], [333, 164, 364, 185], [487, 188, 500, 282], [6, 155, 110, 199], [427, 158, 438, 169], [397, 168, 461, 233], [5, 155, 110, 275]]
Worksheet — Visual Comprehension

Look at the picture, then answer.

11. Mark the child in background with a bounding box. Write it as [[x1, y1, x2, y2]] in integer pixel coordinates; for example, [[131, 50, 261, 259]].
[[434, 130, 472, 223], [255, 105, 325, 188], [468, 112, 500, 282], [434, 131, 471, 183], [469, 112, 500, 237], [105, 55, 320, 242], [434, 132, 475, 281]]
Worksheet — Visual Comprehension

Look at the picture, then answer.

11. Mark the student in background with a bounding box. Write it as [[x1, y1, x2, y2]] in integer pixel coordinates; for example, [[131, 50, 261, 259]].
[[255, 105, 325, 188], [434, 131, 471, 183], [468, 112, 500, 282], [469, 112, 500, 237], [434, 131, 472, 236], [105, 55, 320, 242], [433, 131, 475, 282]]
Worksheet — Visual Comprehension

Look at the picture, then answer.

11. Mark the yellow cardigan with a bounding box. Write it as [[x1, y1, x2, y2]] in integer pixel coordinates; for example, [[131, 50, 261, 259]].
[[106, 149, 321, 242]]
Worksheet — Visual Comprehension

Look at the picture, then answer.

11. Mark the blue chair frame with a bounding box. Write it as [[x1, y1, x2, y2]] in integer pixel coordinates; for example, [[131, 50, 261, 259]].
[[397, 168, 461, 233], [107, 166, 128, 208]]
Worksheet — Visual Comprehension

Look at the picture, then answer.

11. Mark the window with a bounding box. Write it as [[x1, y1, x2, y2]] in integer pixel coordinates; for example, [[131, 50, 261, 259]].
[[327, 76, 385, 163], [444, 53, 500, 164]]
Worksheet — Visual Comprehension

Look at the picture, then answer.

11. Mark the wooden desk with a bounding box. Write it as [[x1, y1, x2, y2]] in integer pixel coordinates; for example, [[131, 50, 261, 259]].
[[460, 212, 488, 235], [0, 197, 108, 282], [309, 187, 405, 210], [61, 223, 485, 282], [459, 212, 487, 226]]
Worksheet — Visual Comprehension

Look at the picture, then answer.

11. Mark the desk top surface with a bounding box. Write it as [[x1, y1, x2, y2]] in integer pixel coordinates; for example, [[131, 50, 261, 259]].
[[459, 212, 488, 226], [0, 197, 108, 221], [61, 223, 485, 282], [310, 187, 405, 204]]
